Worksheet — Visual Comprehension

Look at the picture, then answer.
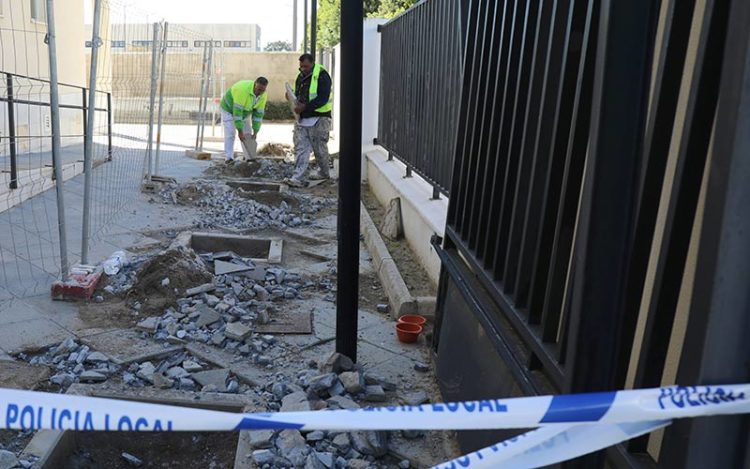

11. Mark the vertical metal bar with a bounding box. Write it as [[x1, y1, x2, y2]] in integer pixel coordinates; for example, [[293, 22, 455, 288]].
[[310, 0, 317, 59], [565, 0, 660, 415], [106, 92, 112, 161], [661, 3, 750, 466], [82, 88, 88, 168], [6, 74, 18, 190], [336, 0, 363, 362], [198, 41, 213, 152], [145, 22, 160, 181], [81, 0, 103, 264], [154, 22, 168, 176], [45, 0, 70, 280], [195, 42, 209, 151], [631, 0, 727, 395]]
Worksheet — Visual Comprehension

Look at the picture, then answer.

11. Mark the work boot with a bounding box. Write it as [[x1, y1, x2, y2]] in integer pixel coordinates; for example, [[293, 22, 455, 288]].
[[309, 172, 330, 181], [284, 177, 304, 188]]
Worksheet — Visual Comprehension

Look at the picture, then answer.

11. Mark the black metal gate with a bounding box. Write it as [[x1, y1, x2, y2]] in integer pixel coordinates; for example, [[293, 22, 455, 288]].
[[414, 0, 750, 466]]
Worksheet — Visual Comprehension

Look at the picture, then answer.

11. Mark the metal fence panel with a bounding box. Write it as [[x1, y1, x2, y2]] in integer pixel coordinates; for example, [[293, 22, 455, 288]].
[[377, 0, 463, 197]]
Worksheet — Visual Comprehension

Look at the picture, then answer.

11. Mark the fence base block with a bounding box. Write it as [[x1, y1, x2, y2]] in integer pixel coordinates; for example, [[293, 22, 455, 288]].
[[51, 266, 102, 301]]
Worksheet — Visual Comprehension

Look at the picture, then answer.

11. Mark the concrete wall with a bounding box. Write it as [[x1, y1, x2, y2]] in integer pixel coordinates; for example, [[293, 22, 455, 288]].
[[219, 52, 299, 102], [98, 51, 298, 102], [0, 0, 86, 155]]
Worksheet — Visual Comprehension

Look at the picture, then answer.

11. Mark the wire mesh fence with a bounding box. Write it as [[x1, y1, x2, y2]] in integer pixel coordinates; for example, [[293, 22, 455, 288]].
[[0, 0, 217, 297]]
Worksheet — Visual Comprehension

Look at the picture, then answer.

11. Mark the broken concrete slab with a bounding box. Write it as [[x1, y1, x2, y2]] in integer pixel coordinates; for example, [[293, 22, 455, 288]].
[[380, 198, 403, 240], [78, 370, 107, 383], [185, 283, 216, 296], [135, 317, 160, 333], [281, 391, 311, 412], [225, 322, 252, 341], [192, 368, 230, 392], [195, 305, 222, 328], [186, 343, 267, 387], [81, 329, 182, 365], [214, 260, 254, 276]]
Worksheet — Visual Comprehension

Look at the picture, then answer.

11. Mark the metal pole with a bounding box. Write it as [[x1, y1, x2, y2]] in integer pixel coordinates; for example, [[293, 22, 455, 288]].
[[311, 0, 317, 58], [106, 92, 112, 161], [81, 88, 87, 166], [303, 0, 308, 53], [198, 41, 213, 152], [293, 0, 298, 51], [336, 0, 363, 362], [195, 42, 208, 151], [6, 74, 18, 190], [81, 0, 102, 264], [154, 22, 168, 175], [45, 0, 70, 279], [145, 22, 160, 181]]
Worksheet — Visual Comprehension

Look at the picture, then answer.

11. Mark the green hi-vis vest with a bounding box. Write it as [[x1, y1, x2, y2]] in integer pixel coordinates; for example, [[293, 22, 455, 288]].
[[308, 64, 333, 113]]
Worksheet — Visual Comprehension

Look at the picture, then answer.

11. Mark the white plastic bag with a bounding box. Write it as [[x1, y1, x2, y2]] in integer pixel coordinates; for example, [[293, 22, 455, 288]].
[[102, 251, 127, 275]]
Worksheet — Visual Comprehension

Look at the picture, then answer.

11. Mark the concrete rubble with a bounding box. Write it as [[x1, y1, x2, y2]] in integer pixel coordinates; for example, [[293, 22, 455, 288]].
[[2, 158, 454, 468]]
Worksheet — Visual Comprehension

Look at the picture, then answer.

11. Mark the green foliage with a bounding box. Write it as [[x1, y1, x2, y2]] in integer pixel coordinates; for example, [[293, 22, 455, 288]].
[[263, 101, 295, 121], [316, 0, 418, 50], [265, 41, 293, 52]]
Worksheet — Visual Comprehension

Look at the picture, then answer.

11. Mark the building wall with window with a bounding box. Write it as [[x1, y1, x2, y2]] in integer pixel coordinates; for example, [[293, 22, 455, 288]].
[[93, 23, 262, 53], [0, 0, 86, 86]]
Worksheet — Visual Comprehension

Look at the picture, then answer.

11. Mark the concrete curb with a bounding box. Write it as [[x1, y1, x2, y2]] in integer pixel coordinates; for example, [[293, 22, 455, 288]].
[[360, 202, 436, 319]]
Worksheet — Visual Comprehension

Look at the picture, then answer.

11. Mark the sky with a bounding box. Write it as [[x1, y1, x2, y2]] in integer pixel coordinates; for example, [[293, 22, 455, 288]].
[[113, 0, 301, 47]]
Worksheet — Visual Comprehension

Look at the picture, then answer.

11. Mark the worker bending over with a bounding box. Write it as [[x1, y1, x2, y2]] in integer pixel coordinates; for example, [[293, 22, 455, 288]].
[[220, 77, 268, 163]]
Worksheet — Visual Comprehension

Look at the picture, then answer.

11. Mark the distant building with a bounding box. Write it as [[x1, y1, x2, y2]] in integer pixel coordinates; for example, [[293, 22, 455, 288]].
[[87, 23, 262, 53]]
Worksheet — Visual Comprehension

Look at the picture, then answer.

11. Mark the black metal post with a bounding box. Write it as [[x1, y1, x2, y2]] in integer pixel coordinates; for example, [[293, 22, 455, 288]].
[[311, 0, 317, 59], [432, 184, 441, 200], [336, 0, 363, 362], [82, 88, 88, 171], [6, 74, 18, 190], [405, 166, 412, 178], [107, 92, 113, 161]]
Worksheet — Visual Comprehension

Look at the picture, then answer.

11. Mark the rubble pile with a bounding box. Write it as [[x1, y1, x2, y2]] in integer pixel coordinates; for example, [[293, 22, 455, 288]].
[[140, 265, 311, 360], [23, 338, 121, 389], [248, 352, 419, 469], [158, 181, 331, 231]]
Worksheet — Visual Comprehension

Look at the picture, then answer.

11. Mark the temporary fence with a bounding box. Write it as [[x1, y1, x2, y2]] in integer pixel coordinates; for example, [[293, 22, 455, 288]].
[[0, 0, 217, 298]]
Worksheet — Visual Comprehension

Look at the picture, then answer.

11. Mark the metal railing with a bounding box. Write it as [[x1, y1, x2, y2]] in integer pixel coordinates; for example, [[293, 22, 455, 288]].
[[425, 0, 748, 465], [376, 0, 464, 198], [1, 72, 112, 189]]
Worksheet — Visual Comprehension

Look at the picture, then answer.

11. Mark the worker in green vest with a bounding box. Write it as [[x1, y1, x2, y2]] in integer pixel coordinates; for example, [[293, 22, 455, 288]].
[[220, 77, 268, 163], [285, 54, 333, 187]]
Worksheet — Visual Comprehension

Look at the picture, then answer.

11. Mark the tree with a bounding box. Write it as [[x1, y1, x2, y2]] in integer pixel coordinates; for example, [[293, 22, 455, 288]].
[[265, 41, 293, 52], [315, 0, 418, 50], [372, 0, 416, 18]]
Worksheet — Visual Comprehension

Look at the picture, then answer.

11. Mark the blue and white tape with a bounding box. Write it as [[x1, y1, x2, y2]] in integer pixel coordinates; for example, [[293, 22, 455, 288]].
[[1, 384, 747, 468]]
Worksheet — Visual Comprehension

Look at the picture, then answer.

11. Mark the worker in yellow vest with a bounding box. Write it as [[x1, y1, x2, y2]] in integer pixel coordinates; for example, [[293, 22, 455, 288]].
[[220, 77, 268, 163], [285, 54, 333, 187]]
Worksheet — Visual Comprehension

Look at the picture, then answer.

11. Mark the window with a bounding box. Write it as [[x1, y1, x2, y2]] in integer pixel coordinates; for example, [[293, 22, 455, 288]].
[[195, 40, 222, 48], [132, 40, 153, 48], [111, 40, 126, 48], [223, 40, 251, 48], [85, 41, 92, 48], [30, 0, 46, 22]]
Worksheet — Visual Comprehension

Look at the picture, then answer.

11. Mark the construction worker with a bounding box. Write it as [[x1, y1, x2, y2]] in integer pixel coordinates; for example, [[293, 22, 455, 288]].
[[220, 77, 268, 163], [285, 54, 333, 187]]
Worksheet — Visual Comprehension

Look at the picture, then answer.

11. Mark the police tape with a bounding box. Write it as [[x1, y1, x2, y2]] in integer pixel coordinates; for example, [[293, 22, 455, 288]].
[[0, 384, 747, 468], [435, 420, 671, 468]]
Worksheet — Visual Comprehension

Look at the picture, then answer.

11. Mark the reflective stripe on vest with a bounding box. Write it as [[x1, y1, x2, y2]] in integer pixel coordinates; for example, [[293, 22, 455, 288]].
[[308, 64, 333, 114]]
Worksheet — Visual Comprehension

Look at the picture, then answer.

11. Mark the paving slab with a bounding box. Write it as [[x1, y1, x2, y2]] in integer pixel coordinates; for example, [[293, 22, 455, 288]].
[[0, 317, 72, 354], [81, 328, 183, 365]]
